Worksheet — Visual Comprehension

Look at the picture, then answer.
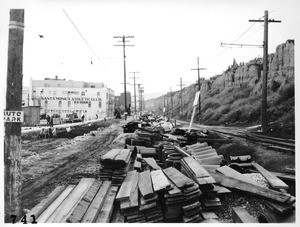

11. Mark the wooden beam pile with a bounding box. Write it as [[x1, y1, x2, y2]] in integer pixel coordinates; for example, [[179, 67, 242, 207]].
[[161, 144, 183, 169], [181, 156, 221, 210], [117, 170, 164, 223], [185, 142, 224, 165], [24, 178, 118, 223], [100, 149, 132, 186], [163, 167, 203, 223]]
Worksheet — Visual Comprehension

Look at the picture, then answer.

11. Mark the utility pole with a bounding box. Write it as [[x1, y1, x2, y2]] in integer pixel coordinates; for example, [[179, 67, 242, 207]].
[[163, 94, 166, 116], [191, 57, 206, 119], [139, 86, 144, 113], [5, 9, 24, 222], [170, 87, 173, 117], [113, 35, 134, 120], [166, 92, 169, 117], [249, 11, 281, 133], [177, 77, 186, 116], [129, 71, 139, 114]]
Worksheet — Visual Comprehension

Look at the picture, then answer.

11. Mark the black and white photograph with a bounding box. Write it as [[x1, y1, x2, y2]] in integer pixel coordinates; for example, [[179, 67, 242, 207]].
[[0, 0, 298, 225]]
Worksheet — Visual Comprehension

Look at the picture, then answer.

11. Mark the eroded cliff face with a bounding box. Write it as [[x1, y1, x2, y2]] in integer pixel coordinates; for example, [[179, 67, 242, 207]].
[[145, 40, 294, 124]]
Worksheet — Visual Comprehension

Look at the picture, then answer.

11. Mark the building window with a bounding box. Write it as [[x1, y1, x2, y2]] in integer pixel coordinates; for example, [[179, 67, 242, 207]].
[[44, 84, 50, 87], [81, 91, 85, 96], [59, 101, 62, 107], [99, 99, 102, 108], [58, 84, 61, 87], [53, 91, 57, 97], [40, 90, 44, 95], [45, 100, 48, 107], [49, 91, 52, 94], [91, 85, 95, 88], [97, 92, 101, 97], [68, 101, 71, 107], [33, 90, 36, 97], [88, 102, 91, 108]]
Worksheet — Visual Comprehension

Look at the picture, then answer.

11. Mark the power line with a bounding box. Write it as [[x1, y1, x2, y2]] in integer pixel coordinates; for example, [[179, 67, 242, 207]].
[[62, 9, 105, 68], [206, 21, 259, 65]]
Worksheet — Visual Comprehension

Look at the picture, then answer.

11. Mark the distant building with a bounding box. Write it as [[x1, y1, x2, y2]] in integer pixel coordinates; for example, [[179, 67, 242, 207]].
[[114, 91, 131, 111], [23, 76, 114, 120]]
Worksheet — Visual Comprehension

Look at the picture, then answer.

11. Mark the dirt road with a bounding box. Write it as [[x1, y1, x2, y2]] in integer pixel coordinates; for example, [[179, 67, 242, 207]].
[[20, 119, 124, 213]]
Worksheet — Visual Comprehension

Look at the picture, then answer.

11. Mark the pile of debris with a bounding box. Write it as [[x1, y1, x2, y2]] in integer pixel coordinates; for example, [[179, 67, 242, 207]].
[[23, 117, 295, 223]]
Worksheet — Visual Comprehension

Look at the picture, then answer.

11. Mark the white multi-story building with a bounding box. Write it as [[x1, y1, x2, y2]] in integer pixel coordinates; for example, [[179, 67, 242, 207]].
[[25, 76, 115, 120]]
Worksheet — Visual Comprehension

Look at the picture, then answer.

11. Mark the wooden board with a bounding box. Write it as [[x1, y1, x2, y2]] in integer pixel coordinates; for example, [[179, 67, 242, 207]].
[[120, 172, 139, 210], [67, 180, 102, 223], [193, 152, 218, 160], [143, 157, 161, 170], [232, 207, 258, 223], [25, 185, 66, 223], [209, 171, 292, 204], [163, 167, 194, 188], [114, 149, 131, 164], [101, 149, 121, 162], [150, 169, 171, 192], [271, 172, 295, 182], [174, 145, 190, 157], [95, 186, 118, 223], [191, 146, 212, 152], [37, 185, 75, 223], [138, 170, 154, 198], [116, 170, 137, 201], [81, 181, 111, 223], [182, 156, 210, 178], [197, 155, 224, 165], [264, 200, 295, 215], [252, 162, 289, 189], [216, 166, 262, 187], [191, 148, 216, 156], [47, 178, 95, 223]]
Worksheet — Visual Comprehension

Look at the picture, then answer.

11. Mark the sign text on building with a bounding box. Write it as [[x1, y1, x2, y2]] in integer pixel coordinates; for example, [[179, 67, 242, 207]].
[[40, 97, 101, 102]]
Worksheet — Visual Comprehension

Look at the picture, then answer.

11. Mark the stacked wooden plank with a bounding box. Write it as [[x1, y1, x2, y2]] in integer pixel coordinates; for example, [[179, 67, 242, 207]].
[[139, 170, 163, 223], [162, 144, 183, 169], [133, 153, 142, 171], [24, 178, 117, 223], [181, 156, 221, 210], [100, 149, 132, 186], [118, 170, 145, 222], [118, 170, 164, 223], [186, 142, 224, 165], [163, 167, 203, 223]]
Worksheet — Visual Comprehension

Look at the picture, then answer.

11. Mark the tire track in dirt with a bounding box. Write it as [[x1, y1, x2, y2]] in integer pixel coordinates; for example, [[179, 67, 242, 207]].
[[21, 127, 119, 199]]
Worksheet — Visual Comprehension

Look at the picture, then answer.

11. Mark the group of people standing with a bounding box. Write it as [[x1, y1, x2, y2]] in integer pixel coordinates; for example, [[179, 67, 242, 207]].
[[46, 115, 54, 127]]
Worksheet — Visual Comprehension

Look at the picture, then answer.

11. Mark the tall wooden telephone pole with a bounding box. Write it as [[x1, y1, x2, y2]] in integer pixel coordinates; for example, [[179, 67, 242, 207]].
[[177, 77, 186, 116], [129, 71, 139, 114], [191, 57, 206, 119], [249, 11, 281, 133], [5, 9, 24, 222], [113, 35, 134, 119]]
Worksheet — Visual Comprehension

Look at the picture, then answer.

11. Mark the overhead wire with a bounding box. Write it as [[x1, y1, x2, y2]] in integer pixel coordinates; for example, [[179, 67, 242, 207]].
[[62, 9, 106, 68]]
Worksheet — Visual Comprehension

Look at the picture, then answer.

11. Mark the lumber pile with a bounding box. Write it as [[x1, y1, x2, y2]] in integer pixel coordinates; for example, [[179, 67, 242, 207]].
[[181, 156, 221, 210], [100, 149, 132, 186], [24, 178, 117, 223], [185, 142, 224, 165], [118, 170, 164, 222], [163, 167, 203, 223], [161, 144, 183, 169]]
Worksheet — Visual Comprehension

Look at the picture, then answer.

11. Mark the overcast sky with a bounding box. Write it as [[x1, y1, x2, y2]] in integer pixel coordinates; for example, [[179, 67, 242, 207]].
[[0, 0, 299, 98]]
